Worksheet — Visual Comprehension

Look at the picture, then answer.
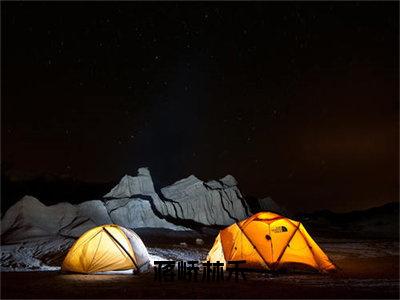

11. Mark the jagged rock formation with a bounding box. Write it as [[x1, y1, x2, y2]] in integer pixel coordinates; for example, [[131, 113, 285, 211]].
[[0, 196, 115, 242], [1, 195, 188, 245], [160, 174, 250, 225], [104, 168, 156, 198], [102, 168, 189, 229], [104, 198, 188, 231], [104, 167, 250, 226]]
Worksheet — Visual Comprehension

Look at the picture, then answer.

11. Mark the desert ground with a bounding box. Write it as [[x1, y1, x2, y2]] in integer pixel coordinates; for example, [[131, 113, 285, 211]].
[[1, 238, 399, 299]]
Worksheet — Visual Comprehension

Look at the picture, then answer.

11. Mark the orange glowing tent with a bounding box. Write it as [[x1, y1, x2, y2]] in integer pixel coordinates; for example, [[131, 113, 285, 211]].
[[207, 212, 336, 273], [62, 224, 150, 274]]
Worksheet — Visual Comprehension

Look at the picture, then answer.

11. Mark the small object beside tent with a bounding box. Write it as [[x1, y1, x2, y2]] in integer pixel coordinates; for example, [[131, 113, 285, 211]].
[[207, 212, 336, 273], [62, 224, 150, 274]]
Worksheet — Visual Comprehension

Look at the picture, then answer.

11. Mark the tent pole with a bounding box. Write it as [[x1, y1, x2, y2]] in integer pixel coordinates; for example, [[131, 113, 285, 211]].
[[273, 221, 301, 269], [102, 227, 139, 270], [236, 223, 272, 270]]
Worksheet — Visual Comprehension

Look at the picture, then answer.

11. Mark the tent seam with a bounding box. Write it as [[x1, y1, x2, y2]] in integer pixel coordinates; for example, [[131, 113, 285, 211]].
[[87, 230, 103, 272]]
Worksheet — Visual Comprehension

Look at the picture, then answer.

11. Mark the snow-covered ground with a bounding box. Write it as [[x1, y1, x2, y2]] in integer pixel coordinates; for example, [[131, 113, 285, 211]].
[[147, 245, 208, 263], [1, 248, 60, 272], [1, 238, 397, 272], [0, 242, 209, 272]]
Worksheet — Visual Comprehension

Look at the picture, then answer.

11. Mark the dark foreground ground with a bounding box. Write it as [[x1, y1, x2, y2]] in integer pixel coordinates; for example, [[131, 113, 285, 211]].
[[1, 239, 399, 299]]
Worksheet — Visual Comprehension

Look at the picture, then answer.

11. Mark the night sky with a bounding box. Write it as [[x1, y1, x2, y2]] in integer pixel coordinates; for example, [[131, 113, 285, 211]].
[[2, 2, 398, 213]]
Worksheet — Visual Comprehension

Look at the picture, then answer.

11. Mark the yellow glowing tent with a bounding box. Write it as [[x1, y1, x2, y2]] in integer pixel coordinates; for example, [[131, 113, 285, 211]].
[[207, 212, 336, 273], [62, 224, 150, 274]]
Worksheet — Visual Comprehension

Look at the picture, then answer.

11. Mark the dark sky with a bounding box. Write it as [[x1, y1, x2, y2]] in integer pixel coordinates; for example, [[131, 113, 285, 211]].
[[2, 2, 398, 213]]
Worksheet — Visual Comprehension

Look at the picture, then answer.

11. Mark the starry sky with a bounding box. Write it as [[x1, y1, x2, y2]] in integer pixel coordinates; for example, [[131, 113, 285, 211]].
[[2, 2, 398, 213]]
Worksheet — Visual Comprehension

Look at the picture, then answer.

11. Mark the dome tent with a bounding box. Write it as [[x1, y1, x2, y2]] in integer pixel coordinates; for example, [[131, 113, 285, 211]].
[[207, 212, 336, 273], [62, 224, 150, 274]]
